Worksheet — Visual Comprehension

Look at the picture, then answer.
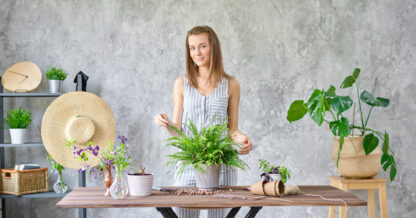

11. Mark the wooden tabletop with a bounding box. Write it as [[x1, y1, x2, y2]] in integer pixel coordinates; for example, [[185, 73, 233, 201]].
[[56, 186, 367, 209]]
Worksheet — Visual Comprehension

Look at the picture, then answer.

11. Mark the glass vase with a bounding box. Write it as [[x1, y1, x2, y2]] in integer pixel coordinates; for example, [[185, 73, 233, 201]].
[[109, 166, 128, 199], [53, 172, 68, 194]]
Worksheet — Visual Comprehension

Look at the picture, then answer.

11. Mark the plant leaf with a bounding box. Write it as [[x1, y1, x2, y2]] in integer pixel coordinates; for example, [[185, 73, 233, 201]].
[[390, 164, 397, 181], [352, 68, 360, 79], [330, 96, 353, 115], [336, 136, 344, 168], [329, 118, 350, 137], [382, 132, 389, 153], [307, 89, 325, 126], [325, 85, 336, 97], [287, 100, 308, 122], [375, 97, 390, 107], [340, 76, 356, 88], [363, 134, 379, 155], [381, 153, 389, 164]]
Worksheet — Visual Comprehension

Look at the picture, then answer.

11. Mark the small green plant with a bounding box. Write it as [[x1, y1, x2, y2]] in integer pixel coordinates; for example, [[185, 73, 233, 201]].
[[46, 67, 67, 80], [4, 107, 32, 128], [287, 68, 396, 181], [47, 154, 66, 188], [259, 159, 291, 183], [165, 116, 247, 174]]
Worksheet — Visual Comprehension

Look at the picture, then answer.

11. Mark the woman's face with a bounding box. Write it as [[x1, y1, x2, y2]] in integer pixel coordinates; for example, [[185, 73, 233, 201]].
[[188, 33, 211, 68]]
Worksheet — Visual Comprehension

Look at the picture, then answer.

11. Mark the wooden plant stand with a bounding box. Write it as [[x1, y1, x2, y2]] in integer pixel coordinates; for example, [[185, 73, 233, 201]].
[[329, 176, 388, 218]]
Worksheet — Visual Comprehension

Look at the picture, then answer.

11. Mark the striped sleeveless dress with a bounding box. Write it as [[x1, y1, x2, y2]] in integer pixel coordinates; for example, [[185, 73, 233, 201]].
[[174, 75, 238, 218]]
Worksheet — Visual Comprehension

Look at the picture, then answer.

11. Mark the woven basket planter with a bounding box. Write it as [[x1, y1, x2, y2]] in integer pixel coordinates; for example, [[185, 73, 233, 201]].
[[0, 168, 49, 196], [332, 136, 381, 178]]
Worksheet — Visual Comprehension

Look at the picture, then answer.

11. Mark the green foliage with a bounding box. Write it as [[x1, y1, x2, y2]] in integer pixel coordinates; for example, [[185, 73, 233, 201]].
[[46, 67, 67, 80], [4, 107, 32, 128], [278, 166, 291, 184], [165, 116, 247, 174], [259, 158, 275, 173], [46, 154, 66, 188], [258, 159, 291, 183], [286, 68, 397, 181]]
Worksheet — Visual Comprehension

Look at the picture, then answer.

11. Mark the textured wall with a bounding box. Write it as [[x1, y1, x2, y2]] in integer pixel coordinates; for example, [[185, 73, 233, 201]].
[[1, 0, 415, 217]]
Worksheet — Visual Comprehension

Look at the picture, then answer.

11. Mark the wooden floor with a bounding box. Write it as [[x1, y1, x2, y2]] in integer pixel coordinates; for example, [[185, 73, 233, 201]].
[[56, 186, 367, 209]]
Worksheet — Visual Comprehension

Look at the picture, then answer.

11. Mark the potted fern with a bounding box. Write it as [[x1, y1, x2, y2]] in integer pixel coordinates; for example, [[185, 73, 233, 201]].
[[165, 117, 247, 190], [46, 67, 67, 93], [4, 107, 32, 144], [287, 68, 397, 181]]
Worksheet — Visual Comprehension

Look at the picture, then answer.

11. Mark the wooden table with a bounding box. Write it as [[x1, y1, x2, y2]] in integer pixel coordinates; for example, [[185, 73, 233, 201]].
[[57, 186, 367, 218]]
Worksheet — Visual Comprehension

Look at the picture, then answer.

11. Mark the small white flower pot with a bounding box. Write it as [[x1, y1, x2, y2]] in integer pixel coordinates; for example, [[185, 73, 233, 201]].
[[9, 128, 26, 144], [48, 80, 63, 93], [194, 164, 221, 190], [269, 174, 282, 181], [127, 173, 154, 196]]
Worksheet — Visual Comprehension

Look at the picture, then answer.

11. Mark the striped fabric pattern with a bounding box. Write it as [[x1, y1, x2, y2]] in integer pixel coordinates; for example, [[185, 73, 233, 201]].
[[173, 75, 238, 218]]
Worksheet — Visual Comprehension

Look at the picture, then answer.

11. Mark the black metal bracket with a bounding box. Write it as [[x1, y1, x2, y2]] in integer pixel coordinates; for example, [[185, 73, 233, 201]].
[[245, 207, 263, 218], [226, 207, 241, 218], [156, 208, 178, 218]]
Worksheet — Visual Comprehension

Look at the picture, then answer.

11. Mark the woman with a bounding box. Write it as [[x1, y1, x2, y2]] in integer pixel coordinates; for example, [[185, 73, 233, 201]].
[[154, 25, 253, 218]]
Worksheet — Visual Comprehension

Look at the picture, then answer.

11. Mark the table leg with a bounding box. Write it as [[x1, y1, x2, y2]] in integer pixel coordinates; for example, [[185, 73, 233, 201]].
[[368, 189, 375, 218], [339, 183, 347, 218], [379, 183, 389, 218], [329, 206, 336, 218], [226, 207, 241, 218], [156, 207, 178, 218], [245, 207, 262, 218]]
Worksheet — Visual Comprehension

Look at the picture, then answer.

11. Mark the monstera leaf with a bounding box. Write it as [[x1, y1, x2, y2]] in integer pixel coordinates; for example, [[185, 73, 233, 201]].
[[360, 90, 390, 107], [287, 100, 308, 122], [340, 68, 360, 88]]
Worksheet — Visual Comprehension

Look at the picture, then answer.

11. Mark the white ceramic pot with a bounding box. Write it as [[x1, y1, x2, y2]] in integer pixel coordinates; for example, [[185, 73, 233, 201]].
[[127, 173, 154, 196], [9, 128, 26, 144], [48, 80, 63, 93], [194, 164, 221, 190], [332, 135, 382, 178]]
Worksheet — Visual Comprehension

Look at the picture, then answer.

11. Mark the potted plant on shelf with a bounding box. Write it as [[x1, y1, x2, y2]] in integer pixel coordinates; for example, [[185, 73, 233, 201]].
[[127, 165, 154, 196], [4, 107, 32, 144], [165, 117, 247, 190], [66, 135, 132, 199], [47, 154, 68, 194], [46, 67, 67, 93], [259, 159, 291, 183], [286, 68, 397, 181]]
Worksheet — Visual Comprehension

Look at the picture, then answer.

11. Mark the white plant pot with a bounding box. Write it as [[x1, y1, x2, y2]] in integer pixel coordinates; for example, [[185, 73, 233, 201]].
[[269, 174, 282, 181], [48, 80, 63, 93], [127, 173, 154, 196], [194, 164, 221, 190], [9, 128, 26, 144]]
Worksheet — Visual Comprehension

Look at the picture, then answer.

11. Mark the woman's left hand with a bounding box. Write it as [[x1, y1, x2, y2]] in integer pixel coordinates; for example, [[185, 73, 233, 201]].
[[233, 134, 253, 154]]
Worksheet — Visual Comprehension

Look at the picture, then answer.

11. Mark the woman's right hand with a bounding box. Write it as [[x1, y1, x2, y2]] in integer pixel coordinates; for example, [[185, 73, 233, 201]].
[[154, 113, 170, 127]]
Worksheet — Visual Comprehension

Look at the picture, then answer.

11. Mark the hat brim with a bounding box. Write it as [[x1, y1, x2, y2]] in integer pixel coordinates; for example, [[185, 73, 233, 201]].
[[41, 91, 116, 169]]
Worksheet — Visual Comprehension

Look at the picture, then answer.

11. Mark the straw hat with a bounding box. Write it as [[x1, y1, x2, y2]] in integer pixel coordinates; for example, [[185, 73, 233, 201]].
[[41, 91, 116, 169]]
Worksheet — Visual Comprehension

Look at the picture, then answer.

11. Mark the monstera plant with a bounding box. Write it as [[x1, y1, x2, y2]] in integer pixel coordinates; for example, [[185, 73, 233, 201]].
[[287, 68, 397, 181]]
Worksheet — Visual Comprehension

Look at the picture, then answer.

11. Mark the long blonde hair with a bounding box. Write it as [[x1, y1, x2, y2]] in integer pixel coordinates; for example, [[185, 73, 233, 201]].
[[185, 25, 230, 88]]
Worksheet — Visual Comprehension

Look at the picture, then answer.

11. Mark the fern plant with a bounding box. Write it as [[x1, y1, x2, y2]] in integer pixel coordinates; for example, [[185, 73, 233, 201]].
[[4, 107, 32, 128], [46, 67, 67, 80], [165, 117, 247, 174]]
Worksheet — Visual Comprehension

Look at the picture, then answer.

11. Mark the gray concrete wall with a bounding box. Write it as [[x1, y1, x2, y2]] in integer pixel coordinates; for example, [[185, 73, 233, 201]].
[[1, 0, 415, 217]]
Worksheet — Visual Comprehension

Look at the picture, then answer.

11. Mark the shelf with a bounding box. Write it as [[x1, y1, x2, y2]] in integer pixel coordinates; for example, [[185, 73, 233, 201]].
[[0, 92, 63, 97], [0, 143, 44, 147], [0, 190, 70, 199]]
